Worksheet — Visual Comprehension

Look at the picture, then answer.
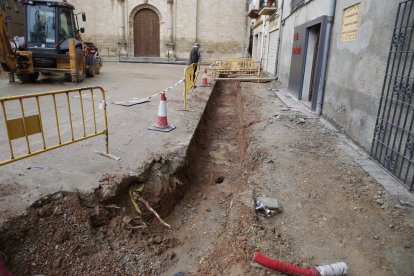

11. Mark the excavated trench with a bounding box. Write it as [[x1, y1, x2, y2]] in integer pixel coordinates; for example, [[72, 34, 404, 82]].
[[0, 80, 262, 275]]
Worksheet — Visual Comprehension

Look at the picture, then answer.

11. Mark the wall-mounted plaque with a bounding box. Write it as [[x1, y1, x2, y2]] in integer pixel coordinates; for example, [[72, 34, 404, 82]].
[[340, 3, 361, 42]]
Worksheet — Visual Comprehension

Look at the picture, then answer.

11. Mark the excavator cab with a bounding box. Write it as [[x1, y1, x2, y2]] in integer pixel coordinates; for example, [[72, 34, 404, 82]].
[[25, 1, 80, 49], [21, 0, 83, 79], [0, 0, 94, 83]]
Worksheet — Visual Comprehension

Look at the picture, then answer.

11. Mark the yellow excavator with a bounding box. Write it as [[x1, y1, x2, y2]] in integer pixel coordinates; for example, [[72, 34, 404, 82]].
[[0, 0, 100, 83]]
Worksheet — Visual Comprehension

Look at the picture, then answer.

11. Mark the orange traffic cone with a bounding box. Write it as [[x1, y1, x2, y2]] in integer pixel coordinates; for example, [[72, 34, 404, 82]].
[[149, 92, 176, 132], [201, 68, 210, 87]]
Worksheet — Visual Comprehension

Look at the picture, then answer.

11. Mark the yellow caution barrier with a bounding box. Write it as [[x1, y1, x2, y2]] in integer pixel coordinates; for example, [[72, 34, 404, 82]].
[[183, 63, 200, 111], [209, 58, 261, 79], [0, 86, 109, 166]]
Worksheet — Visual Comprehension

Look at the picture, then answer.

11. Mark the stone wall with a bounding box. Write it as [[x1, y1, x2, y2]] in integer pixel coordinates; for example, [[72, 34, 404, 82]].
[[174, 0, 197, 59], [67, 0, 249, 61], [1, 0, 24, 37], [323, 0, 400, 151], [195, 0, 249, 60], [68, 0, 119, 56]]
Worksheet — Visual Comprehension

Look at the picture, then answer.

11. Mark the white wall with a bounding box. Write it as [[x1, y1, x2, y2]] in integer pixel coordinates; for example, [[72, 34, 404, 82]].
[[278, 0, 333, 84]]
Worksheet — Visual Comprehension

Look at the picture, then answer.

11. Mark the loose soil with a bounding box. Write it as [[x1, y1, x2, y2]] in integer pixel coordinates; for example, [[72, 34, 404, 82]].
[[1, 81, 414, 275]]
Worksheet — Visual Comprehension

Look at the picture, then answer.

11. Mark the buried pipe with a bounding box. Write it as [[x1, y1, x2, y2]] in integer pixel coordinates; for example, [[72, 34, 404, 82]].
[[252, 252, 348, 276]]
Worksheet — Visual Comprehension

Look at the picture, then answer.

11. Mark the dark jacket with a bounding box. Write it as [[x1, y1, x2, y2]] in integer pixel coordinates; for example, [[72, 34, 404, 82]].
[[189, 47, 200, 64]]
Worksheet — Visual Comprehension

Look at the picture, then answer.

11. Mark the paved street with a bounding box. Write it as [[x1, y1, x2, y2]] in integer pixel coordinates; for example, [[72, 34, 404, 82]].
[[0, 62, 211, 223]]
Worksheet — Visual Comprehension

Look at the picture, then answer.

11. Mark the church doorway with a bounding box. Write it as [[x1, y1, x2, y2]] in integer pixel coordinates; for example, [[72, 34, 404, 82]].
[[133, 8, 160, 57]]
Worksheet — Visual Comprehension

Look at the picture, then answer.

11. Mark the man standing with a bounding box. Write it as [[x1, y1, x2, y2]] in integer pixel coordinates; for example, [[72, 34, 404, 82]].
[[188, 43, 201, 84]]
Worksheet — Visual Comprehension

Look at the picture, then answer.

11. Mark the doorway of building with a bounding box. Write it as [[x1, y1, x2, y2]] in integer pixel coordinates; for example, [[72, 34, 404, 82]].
[[301, 24, 321, 108], [134, 8, 160, 57]]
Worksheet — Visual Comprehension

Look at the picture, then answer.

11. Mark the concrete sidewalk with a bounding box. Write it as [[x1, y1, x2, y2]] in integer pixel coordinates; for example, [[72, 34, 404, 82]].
[[0, 62, 213, 224], [272, 82, 414, 207]]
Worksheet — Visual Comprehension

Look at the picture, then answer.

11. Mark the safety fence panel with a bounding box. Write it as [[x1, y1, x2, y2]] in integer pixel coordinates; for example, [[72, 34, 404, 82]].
[[209, 58, 261, 79], [183, 63, 200, 110], [183, 63, 199, 93], [0, 86, 108, 166]]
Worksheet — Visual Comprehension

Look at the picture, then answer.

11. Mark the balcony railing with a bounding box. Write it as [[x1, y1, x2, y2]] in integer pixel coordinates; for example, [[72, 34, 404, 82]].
[[259, 0, 277, 16], [262, 1, 277, 8], [248, 0, 277, 18]]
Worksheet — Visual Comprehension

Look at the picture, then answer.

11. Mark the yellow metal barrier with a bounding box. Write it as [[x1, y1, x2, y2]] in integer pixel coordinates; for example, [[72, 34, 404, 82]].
[[183, 63, 200, 110], [0, 86, 109, 166], [209, 58, 261, 79]]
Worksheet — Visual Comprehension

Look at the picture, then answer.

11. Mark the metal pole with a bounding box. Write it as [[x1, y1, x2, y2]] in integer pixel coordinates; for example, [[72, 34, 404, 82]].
[[36, 96, 47, 149], [1, 100, 14, 159]]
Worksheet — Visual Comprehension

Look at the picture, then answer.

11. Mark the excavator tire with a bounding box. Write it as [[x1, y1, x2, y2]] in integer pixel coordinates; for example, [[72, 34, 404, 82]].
[[95, 56, 102, 74], [72, 48, 86, 83], [64, 73, 72, 82], [85, 55, 95, 77], [17, 72, 39, 83]]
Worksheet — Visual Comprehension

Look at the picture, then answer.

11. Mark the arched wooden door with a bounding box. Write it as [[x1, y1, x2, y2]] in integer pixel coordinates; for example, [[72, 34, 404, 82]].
[[134, 9, 160, 57]]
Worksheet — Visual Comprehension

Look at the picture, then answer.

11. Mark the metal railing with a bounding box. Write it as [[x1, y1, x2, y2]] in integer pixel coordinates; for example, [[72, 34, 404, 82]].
[[0, 86, 108, 166], [263, 0, 276, 8], [371, 0, 414, 190], [209, 58, 261, 79]]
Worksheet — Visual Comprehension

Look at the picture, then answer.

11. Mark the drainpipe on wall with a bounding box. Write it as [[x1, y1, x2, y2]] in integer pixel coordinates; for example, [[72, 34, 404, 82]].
[[275, 0, 284, 76], [315, 0, 336, 115], [245, 0, 251, 57], [260, 16, 267, 68]]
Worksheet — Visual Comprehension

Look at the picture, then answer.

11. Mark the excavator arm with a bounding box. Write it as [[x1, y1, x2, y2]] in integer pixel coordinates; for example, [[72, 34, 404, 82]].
[[0, 9, 17, 72]]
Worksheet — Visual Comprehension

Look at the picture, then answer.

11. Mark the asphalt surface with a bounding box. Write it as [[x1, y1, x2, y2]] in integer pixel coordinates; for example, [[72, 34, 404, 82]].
[[0, 62, 212, 223]]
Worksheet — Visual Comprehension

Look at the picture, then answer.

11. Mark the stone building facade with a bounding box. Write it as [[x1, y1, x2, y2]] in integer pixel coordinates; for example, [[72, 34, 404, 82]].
[[0, 0, 24, 37], [250, 0, 414, 189], [250, 0, 279, 76], [251, 0, 401, 149], [67, 0, 250, 61]]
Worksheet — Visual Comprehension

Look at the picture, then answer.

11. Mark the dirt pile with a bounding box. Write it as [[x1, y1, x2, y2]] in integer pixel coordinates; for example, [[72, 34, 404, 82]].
[[0, 158, 185, 275], [0, 140, 190, 275], [0, 80, 267, 275]]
